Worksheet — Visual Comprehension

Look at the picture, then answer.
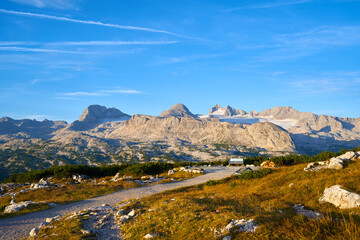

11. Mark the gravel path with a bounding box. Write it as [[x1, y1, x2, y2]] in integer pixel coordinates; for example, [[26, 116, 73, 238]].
[[0, 166, 238, 240]]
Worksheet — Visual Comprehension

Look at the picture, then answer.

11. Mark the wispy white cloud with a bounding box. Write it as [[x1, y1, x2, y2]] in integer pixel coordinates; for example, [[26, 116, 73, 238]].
[[250, 26, 360, 62], [276, 26, 360, 49], [155, 53, 229, 65], [0, 41, 38, 46], [0, 46, 86, 54], [0, 9, 188, 38], [62, 89, 143, 97], [223, 0, 311, 12], [289, 71, 360, 94], [9, 0, 80, 10], [49, 40, 179, 46]]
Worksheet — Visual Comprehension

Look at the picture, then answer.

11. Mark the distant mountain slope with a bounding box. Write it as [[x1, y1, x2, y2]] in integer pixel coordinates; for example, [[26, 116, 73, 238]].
[[0, 117, 67, 139]]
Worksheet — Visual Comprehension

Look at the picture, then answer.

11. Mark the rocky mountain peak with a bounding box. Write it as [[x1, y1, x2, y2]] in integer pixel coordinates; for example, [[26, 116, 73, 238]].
[[69, 105, 131, 131], [208, 104, 223, 115], [209, 104, 247, 116], [79, 105, 129, 122], [160, 103, 197, 118]]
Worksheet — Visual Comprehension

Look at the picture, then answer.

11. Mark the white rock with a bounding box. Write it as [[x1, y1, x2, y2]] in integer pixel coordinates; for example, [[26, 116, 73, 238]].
[[29, 228, 38, 237], [144, 233, 156, 238], [81, 229, 91, 234], [39, 178, 51, 185], [4, 201, 37, 213], [319, 185, 360, 209], [128, 209, 136, 217], [327, 157, 344, 170], [223, 236, 231, 240], [221, 219, 258, 234], [337, 151, 357, 161]]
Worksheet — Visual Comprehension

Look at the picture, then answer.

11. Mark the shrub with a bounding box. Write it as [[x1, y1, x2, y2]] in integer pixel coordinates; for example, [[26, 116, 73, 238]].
[[238, 168, 272, 180]]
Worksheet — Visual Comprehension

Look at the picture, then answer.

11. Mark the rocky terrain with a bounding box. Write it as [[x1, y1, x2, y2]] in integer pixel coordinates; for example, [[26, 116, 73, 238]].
[[0, 103, 359, 179]]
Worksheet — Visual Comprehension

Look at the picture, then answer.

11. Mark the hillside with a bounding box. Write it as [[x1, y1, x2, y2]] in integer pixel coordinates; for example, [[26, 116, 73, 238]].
[[20, 150, 360, 240]]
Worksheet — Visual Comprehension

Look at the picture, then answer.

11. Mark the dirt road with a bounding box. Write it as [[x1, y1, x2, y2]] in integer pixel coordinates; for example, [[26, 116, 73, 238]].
[[0, 166, 238, 240]]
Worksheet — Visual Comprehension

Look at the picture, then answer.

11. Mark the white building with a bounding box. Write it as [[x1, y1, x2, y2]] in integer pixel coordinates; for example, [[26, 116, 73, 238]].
[[229, 158, 244, 165]]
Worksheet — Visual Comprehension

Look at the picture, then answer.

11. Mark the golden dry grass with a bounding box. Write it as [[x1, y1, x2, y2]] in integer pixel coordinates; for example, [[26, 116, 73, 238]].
[[120, 161, 360, 239]]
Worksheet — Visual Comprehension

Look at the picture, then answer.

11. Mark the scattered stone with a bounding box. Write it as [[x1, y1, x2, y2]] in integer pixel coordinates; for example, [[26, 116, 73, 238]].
[[29, 228, 38, 237], [72, 174, 91, 183], [223, 236, 231, 240], [292, 204, 323, 220], [221, 219, 258, 234], [179, 167, 205, 174], [319, 185, 360, 209], [144, 233, 156, 238], [289, 183, 294, 187], [30, 183, 51, 189]]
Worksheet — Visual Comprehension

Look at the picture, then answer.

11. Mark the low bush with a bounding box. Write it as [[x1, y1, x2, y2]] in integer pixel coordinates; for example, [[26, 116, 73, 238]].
[[238, 168, 272, 180]]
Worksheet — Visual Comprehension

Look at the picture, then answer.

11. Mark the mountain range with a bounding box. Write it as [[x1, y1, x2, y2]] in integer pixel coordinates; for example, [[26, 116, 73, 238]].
[[0, 104, 359, 178]]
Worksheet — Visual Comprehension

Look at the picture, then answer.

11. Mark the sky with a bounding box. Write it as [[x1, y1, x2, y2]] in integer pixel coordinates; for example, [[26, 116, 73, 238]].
[[0, 0, 360, 122]]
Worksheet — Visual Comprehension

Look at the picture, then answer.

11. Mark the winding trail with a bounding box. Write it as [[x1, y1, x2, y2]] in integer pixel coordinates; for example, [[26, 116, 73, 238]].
[[0, 166, 238, 240]]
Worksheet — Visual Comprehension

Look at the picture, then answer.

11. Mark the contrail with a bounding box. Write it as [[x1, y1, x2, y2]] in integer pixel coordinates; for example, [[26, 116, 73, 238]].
[[0, 9, 188, 38]]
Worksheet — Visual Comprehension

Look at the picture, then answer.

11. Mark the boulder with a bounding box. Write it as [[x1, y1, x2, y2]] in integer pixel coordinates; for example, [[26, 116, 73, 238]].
[[326, 157, 344, 170], [319, 185, 360, 209], [168, 169, 175, 175]]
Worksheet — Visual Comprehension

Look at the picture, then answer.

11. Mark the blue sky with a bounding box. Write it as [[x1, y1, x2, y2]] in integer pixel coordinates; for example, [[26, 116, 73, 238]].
[[0, 0, 360, 122]]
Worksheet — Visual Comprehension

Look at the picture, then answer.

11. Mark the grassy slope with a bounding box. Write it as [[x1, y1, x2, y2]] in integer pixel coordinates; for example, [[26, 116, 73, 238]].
[[120, 161, 360, 239], [0, 171, 202, 219]]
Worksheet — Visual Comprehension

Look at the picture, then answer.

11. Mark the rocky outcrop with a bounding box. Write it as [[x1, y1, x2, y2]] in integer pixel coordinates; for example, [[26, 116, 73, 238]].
[[304, 151, 359, 171], [69, 105, 130, 131], [160, 104, 197, 118], [4, 201, 38, 213], [319, 185, 360, 209]]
